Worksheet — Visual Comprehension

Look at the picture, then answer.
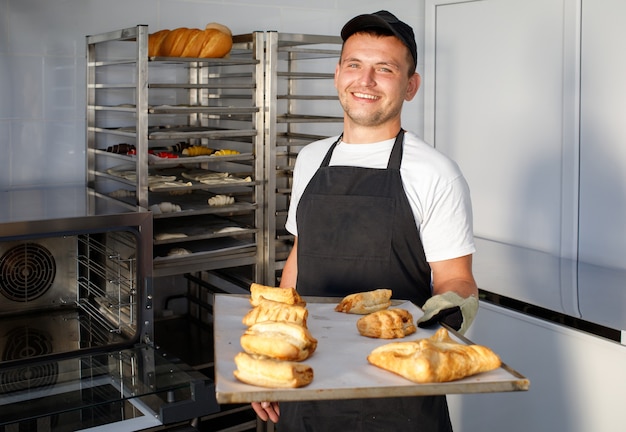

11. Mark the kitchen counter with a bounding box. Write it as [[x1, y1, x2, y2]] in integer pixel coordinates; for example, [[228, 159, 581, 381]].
[[473, 237, 626, 344]]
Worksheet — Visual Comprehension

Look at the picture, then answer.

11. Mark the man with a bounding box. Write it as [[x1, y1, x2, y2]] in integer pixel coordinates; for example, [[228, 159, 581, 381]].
[[253, 10, 478, 431]]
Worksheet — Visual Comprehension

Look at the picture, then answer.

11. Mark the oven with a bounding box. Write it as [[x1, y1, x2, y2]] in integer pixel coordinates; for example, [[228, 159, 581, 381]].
[[0, 185, 218, 431]]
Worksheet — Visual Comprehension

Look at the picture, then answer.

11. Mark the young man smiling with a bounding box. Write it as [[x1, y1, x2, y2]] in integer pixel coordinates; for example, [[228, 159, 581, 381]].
[[253, 10, 478, 431]]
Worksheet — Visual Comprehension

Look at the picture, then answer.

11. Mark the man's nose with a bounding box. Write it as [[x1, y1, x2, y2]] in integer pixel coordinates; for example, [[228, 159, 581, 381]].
[[359, 67, 376, 86]]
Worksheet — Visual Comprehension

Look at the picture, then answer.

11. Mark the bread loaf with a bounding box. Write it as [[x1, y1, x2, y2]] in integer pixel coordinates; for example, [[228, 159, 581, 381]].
[[206, 22, 232, 36], [160, 27, 192, 57], [148, 29, 170, 56], [148, 24, 233, 58]]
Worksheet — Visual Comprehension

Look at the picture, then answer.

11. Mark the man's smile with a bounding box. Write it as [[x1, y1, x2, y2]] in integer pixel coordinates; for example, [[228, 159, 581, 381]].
[[352, 92, 380, 100]]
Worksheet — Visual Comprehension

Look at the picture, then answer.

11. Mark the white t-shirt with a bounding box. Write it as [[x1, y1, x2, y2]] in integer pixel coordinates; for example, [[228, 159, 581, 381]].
[[285, 131, 476, 263]]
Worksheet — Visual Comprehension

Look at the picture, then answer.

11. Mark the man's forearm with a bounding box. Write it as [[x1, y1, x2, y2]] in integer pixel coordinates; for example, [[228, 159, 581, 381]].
[[279, 238, 298, 288]]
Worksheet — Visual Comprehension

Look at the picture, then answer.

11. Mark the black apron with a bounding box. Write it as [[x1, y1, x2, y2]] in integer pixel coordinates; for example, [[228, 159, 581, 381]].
[[279, 131, 453, 432]]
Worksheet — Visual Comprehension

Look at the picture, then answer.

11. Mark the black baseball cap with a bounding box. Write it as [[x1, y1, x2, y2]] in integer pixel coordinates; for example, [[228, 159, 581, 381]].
[[341, 10, 418, 68]]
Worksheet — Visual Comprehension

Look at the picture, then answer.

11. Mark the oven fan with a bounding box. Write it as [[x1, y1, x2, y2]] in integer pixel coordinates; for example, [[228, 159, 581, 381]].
[[0, 325, 58, 394], [0, 242, 56, 303]]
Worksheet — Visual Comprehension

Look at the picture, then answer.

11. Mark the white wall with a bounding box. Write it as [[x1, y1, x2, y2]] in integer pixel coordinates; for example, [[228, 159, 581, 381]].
[[0, 0, 425, 189], [424, 0, 579, 258]]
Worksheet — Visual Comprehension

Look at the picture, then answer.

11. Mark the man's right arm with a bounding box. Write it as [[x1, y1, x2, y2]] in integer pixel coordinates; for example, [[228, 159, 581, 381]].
[[279, 237, 298, 288]]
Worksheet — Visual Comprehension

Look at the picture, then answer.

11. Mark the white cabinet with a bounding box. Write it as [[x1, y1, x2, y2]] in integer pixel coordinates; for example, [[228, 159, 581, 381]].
[[578, 0, 626, 268], [424, 0, 580, 258], [449, 303, 626, 432], [425, 0, 626, 267], [425, 1, 626, 430]]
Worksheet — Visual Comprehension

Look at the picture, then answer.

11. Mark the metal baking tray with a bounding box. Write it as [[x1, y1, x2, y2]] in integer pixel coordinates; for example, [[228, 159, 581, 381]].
[[214, 294, 529, 403]]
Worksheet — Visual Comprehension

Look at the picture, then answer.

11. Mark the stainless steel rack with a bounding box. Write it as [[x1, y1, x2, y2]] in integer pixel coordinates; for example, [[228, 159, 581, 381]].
[[76, 232, 137, 336], [264, 32, 343, 283], [86, 26, 266, 280]]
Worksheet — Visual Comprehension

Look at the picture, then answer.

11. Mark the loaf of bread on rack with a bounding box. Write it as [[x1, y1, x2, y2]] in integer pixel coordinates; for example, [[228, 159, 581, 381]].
[[148, 23, 233, 58], [233, 352, 314, 388], [367, 328, 502, 383]]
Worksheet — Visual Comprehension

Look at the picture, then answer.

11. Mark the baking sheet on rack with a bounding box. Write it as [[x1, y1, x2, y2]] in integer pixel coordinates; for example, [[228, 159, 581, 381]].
[[214, 294, 529, 404]]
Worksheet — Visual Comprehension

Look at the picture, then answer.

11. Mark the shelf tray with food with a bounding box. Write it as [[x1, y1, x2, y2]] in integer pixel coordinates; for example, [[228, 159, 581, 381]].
[[149, 191, 256, 219], [213, 292, 529, 404], [153, 214, 257, 245]]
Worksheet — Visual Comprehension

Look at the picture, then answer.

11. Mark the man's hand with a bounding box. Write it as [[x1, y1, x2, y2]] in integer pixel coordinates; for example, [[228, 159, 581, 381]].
[[251, 401, 280, 423]]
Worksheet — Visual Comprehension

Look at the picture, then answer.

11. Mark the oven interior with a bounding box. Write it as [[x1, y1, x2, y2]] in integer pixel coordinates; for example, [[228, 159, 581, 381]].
[[0, 230, 139, 363]]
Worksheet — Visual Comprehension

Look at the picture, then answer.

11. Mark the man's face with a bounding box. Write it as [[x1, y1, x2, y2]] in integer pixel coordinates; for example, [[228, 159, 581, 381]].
[[334, 33, 420, 129]]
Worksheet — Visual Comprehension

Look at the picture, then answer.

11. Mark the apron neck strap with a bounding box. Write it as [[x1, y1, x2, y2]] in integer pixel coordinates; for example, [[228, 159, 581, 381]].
[[387, 129, 405, 169]]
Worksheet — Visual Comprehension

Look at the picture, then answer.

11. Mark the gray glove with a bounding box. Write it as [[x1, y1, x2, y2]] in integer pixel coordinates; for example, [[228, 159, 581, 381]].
[[416, 291, 478, 335]]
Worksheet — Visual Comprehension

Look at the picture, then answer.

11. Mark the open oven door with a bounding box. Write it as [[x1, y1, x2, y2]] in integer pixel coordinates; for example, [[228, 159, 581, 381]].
[[0, 345, 219, 431]]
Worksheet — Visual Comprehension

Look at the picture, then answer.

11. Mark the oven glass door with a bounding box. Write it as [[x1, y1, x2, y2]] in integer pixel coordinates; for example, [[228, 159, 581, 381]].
[[0, 344, 217, 431]]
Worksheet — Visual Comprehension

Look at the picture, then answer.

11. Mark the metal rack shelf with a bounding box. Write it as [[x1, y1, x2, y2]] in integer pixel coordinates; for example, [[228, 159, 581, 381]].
[[264, 32, 343, 283], [86, 26, 266, 279]]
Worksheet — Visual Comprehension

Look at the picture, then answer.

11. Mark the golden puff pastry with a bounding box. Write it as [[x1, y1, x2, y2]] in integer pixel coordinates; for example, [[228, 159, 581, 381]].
[[335, 288, 392, 314], [240, 320, 317, 362], [242, 298, 308, 327], [233, 352, 313, 388], [249, 283, 306, 307], [367, 328, 502, 383], [357, 308, 416, 339]]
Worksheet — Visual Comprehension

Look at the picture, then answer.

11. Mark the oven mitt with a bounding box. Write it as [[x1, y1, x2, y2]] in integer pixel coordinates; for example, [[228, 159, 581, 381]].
[[416, 291, 478, 335]]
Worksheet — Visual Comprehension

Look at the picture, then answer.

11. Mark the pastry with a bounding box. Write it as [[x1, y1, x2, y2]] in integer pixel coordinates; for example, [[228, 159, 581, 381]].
[[249, 283, 306, 307], [212, 149, 240, 156], [182, 145, 213, 156], [367, 328, 502, 383], [167, 247, 191, 256], [208, 194, 235, 206], [335, 288, 392, 314], [154, 232, 188, 241], [242, 299, 308, 327], [240, 320, 317, 361], [357, 308, 416, 339], [233, 352, 313, 388]]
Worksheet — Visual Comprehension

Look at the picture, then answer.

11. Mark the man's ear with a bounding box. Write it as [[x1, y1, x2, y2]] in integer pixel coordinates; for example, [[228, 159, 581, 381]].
[[406, 72, 421, 101]]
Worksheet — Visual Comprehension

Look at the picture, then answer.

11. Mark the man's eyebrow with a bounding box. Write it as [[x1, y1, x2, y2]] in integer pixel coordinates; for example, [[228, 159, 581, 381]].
[[341, 57, 400, 69]]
